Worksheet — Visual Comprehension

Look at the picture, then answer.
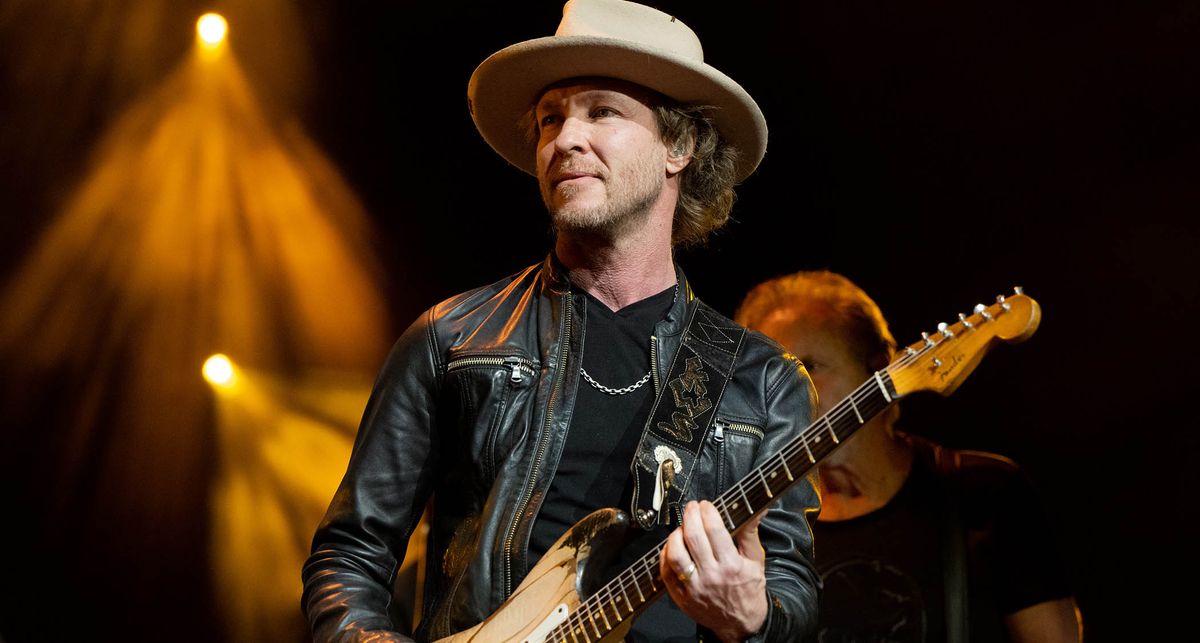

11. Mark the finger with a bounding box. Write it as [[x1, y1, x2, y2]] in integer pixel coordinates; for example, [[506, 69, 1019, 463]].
[[681, 500, 717, 569], [661, 530, 698, 604], [735, 511, 766, 564], [699, 500, 740, 563], [663, 526, 696, 582]]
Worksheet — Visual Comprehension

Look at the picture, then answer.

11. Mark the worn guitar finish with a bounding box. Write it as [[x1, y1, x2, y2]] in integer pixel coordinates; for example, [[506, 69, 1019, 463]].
[[437, 291, 1041, 643]]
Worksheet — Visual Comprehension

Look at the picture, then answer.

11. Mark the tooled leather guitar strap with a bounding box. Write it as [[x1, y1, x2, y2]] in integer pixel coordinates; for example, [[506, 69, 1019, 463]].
[[630, 301, 746, 529]]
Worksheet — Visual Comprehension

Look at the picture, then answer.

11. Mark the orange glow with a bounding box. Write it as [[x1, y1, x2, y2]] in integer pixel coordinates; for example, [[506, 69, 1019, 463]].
[[203, 353, 235, 387], [0, 35, 390, 643], [210, 368, 366, 643], [196, 13, 228, 47]]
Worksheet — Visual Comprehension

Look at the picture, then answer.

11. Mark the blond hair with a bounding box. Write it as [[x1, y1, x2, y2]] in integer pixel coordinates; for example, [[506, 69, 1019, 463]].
[[735, 270, 897, 371]]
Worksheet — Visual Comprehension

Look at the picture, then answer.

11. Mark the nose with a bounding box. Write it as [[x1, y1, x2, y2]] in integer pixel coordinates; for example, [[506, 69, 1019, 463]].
[[552, 116, 590, 156]]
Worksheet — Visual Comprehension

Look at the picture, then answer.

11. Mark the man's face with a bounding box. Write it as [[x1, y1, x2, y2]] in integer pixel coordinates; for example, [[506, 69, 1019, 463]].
[[534, 79, 672, 237]]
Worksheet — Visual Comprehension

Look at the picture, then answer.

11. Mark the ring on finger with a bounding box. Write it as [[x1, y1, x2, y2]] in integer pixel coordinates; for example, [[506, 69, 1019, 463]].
[[677, 562, 697, 583]]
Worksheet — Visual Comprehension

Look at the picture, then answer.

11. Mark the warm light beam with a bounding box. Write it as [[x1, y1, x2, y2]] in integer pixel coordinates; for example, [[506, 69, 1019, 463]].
[[197, 13, 228, 48], [0, 30, 389, 643]]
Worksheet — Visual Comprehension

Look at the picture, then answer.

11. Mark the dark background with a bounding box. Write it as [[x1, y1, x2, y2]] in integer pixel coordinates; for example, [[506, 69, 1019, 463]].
[[2, 1, 1197, 641]]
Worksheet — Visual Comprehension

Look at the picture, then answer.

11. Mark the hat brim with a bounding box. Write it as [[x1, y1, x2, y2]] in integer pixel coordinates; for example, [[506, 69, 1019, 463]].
[[468, 35, 767, 183]]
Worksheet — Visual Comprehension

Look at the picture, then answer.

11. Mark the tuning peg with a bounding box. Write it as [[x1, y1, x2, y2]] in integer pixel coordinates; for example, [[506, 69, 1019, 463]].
[[996, 294, 1011, 311], [937, 322, 954, 338], [1013, 286, 1024, 295], [905, 346, 918, 357], [973, 303, 993, 320], [958, 312, 973, 329], [921, 331, 935, 347]]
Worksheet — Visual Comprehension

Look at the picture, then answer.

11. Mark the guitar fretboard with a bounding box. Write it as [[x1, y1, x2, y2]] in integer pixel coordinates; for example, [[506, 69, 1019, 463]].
[[546, 371, 898, 642]]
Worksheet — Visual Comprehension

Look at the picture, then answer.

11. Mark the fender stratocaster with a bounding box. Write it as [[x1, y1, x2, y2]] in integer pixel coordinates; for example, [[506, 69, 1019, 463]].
[[438, 290, 1041, 643]]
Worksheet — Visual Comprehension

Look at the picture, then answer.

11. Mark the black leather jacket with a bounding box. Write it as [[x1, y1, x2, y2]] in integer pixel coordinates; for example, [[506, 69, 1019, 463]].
[[302, 257, 822, 642]]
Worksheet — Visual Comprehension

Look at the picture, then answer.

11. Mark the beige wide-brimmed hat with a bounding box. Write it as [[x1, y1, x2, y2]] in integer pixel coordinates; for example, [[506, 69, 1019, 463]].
[[467, 0, 767, 183]]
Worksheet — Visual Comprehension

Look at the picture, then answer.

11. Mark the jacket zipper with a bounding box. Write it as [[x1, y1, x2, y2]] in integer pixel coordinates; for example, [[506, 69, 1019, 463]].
[[650, 335, 660, 394], [502, 292, 573, 597], [445, 355, 537, 383], [715, 420, 764, 441], [712, 422, 727, 490]]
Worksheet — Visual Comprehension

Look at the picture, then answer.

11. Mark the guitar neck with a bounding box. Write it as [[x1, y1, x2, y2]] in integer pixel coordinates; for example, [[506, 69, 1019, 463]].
[[551, 371, 899, 642], [711, 370, 896, 529]]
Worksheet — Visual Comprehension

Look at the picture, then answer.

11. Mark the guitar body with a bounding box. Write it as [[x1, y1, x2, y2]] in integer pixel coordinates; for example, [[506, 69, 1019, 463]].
[[437, 508, 638, 643]]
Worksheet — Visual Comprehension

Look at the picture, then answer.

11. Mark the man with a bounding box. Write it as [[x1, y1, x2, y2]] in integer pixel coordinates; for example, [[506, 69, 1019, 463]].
[[735, 270, 1083, 643], [301, 2, 821, 642]]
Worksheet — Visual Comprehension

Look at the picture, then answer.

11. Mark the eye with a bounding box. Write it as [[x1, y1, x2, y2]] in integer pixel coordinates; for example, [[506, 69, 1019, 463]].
[[591, 106, 619, 119], [537, 113, 560, 129]]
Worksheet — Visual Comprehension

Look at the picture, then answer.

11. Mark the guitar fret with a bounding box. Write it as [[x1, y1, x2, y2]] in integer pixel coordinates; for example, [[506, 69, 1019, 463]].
[[756, 467, 773, 498], [781, 456, 795, 481], [588, 609, 601, 638], [563, 616, 583, 643], [874, 371, 892, 402], [848, 395, 864, 423], [736, 482, 753, 515], [800, 434, 816, 463], [824, 416, 839, 444], [632, 571, 645, 602], [598, 602, 611, 631], [643, 556, 658, 592], [618, 582, 633, 611], [718, 499, 735, 531]]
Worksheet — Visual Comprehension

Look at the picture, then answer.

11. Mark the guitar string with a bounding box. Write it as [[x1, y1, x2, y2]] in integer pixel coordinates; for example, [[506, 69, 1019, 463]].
[[553, 313, 987, 639]]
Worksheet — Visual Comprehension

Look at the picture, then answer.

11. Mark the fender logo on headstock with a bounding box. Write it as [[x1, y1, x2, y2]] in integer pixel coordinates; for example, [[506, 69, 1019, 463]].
[[929, 352, 965, 382]]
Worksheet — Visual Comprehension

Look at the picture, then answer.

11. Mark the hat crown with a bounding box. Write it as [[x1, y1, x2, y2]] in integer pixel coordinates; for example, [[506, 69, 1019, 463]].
[[555, 0, 704, 62]]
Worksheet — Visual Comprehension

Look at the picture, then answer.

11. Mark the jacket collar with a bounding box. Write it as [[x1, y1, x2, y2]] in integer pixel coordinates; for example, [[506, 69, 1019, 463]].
[[540, 252, 695, 330]]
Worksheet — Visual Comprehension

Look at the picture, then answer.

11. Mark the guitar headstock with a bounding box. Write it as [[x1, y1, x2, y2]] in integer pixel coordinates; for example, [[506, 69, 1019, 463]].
[[886, 288, 1041, 397]]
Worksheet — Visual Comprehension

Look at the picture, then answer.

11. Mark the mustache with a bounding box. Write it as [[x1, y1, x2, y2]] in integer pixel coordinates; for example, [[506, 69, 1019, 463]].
[[545, 159, 605, 185]]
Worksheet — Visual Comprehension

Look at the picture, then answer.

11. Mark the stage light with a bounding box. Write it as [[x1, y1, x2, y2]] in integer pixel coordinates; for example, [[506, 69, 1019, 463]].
[[196, 13, 228, 47], [203, 353, 235, 387]]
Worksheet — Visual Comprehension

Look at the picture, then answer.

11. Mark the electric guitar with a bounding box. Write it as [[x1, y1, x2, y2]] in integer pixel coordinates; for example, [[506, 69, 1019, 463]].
[[437, 289, 1042, 643]]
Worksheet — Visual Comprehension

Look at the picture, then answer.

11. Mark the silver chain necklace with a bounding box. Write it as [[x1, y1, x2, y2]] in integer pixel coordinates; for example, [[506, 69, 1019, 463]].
[[580, 367, 651, 395], [577, 282, 675, 396]]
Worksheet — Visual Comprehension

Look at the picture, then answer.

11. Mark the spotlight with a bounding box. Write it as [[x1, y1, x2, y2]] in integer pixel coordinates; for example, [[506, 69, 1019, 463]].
[[196, 13, 228, 47], [203, 353, 236, 387]]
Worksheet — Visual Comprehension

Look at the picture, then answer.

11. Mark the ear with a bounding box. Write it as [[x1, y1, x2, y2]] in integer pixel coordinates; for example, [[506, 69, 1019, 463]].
[[665, 135, 694, 175]]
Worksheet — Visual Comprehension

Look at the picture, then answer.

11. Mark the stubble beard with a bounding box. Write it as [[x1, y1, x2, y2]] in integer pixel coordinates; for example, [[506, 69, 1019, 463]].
[[541, 153, 664, 241]]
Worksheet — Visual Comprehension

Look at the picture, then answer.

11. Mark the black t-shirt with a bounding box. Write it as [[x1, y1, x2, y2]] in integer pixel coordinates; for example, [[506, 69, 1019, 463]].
[[528, 285, 697, 642], [528, 285, 674, 564], [807, 437, 1074, 643]]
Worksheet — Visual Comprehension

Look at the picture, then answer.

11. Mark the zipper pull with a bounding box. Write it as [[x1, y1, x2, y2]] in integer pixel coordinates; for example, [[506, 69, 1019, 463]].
[[504, 356, 524, 383], [712, 421, 725, 443]]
